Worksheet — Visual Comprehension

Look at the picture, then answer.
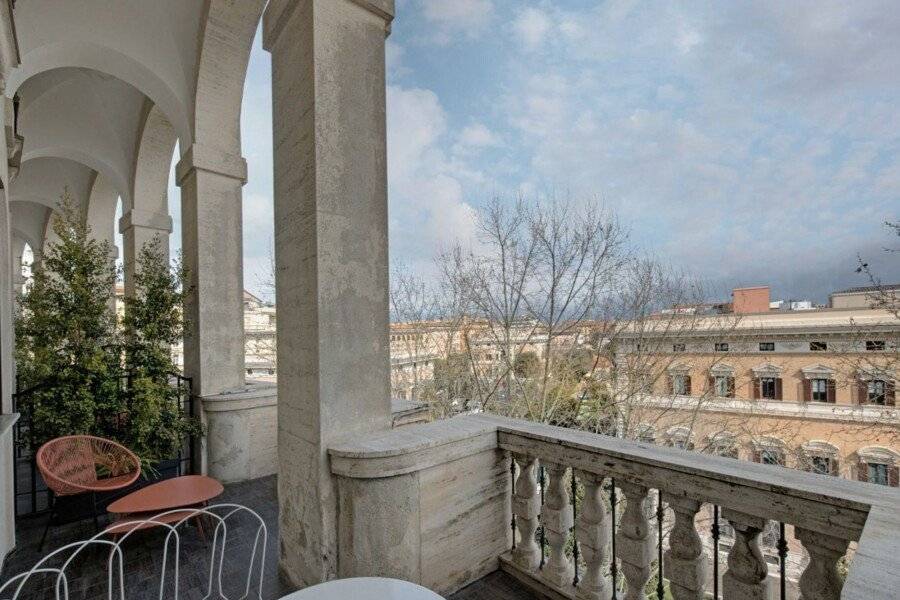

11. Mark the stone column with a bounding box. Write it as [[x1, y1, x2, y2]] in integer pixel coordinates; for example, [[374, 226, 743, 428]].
[[175, 144, 246, 401], [0, 190, 12, 415], [263, 0, 394, 587], [175, 143, 247, 481], [119, 209, 173, 298]]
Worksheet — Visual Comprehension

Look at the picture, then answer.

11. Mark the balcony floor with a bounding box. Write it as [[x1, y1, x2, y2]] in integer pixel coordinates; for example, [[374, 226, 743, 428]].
[[2, 475, 535, 600], [449, 571, 537, 600]]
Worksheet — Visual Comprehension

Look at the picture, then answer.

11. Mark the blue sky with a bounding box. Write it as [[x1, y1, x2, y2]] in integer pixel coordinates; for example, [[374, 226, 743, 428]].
[[168, 1, 900, 303]]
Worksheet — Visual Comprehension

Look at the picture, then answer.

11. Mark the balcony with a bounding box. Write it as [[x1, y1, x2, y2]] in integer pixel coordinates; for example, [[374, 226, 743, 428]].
[[328, 414, 900, 600], [2, 413, 899, 599]]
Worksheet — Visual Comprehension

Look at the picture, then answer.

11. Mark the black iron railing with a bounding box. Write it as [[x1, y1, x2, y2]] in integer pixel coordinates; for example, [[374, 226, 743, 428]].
[[11, 372, 194, 518]]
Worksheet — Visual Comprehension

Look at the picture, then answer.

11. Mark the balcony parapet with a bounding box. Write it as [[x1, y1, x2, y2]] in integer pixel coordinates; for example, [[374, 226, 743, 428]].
[[328, 413, 900, 599]]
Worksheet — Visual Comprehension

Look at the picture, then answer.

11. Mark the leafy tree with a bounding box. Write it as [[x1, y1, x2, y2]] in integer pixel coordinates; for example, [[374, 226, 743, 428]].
[[15, 191, 201, 467], [15, 189, 120, 445], [120, 237, 201, 463]]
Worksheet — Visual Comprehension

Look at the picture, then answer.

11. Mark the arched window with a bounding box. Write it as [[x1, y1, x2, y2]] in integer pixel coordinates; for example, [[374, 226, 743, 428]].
[[751, 436, 786, 466], [707, 431, 738, 458], [635, 423, 656, 444], [801, 440, 840, 476], [666, 426, 693, 450]]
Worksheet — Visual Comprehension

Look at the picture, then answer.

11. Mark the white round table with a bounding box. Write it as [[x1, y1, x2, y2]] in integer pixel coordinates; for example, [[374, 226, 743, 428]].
[[279, 577, 445, 600]]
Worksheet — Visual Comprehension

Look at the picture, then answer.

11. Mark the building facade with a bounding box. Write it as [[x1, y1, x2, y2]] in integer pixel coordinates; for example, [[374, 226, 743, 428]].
[[615, 304, 899, 487]]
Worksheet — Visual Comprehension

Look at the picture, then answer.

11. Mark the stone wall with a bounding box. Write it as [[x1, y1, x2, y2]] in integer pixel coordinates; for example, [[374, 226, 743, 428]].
[[202, 390, 432, 484], [0, 415, 17, 567], [203, 385, 278, 483], [329, 415, 511, 596]]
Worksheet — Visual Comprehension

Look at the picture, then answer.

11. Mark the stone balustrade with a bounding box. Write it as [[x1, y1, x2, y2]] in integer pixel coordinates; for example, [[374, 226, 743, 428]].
[[328, 413, 900, 600]]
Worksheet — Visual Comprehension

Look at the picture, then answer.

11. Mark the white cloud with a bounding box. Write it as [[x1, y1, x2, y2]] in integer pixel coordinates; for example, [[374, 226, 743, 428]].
[[456, 123, 501, 150], [386, 40, 409, 79], [418, 0, 493, 43], [387, 85, 480, 264], [513, 7, 552, 50]]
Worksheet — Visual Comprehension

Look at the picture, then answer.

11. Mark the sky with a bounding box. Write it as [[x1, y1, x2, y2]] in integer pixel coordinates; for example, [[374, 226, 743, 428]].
[[164, 0, 900, 304]]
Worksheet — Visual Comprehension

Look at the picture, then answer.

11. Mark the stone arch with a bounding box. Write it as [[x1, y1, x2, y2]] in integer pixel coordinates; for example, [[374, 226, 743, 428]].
[[192, 0, 267, 154], [84, 172, 120, 253], [7, 41, 190, 146], [131, 101, 177, 215], [21, 145, 126, 207], [856, 446, 900, 465]]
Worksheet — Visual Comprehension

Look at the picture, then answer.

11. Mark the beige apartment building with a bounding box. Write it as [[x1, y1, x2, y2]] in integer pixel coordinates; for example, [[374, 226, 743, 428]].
[[616, 286, 899, 487]]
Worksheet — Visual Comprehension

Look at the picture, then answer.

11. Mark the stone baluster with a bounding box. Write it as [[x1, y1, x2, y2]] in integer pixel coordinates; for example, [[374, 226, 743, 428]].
[[542, 462, 574, 587], [663, 496, 706, 600], [574, 471, 611, 600], [512, 454, 541, 571], [722, 510, 770, 600], [617, 482, 655, 600], [794, 528, 850, 600]]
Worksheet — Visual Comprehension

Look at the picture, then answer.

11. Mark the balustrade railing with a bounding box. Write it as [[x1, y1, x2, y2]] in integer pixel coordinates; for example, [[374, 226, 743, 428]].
[[493, 418, 894, 600]]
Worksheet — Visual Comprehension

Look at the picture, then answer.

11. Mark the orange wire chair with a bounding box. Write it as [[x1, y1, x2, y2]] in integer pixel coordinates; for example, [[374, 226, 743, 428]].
[[36, 435, 141, 550]]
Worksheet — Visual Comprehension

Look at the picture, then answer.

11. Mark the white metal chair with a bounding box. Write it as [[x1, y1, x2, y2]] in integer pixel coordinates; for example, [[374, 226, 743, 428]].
[[0, 503, 268, 600]]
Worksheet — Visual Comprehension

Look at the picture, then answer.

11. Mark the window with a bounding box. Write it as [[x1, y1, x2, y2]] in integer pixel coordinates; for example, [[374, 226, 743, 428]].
[[866, 340, 885, 351], [759, 342, 775, 352], [868, 380, 886, 405], [811, 456, 833, 475], [760, 377, 777, 400], [811, 378, 829, 402], [672, 374, 689, 395], [673, 343, 686, 352], [715, 342, 729, 352], [810, 341, 827, 351], [760, 449, 784, 466], [868, 463, 889, 486], [715, 376, 733, 398]]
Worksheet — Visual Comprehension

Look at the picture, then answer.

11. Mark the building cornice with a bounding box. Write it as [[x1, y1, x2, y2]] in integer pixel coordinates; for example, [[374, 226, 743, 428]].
[[636, 394, 899, 426]]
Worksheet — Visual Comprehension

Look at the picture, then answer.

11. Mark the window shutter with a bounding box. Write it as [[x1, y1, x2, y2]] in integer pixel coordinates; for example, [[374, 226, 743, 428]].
[[727, 377, 735, 398], [685, 376, 692, 395], [857, 381, 869, 405], [830, 458, 839, 476], [666, 375, 673, 395], [708, 376, 715, 395], [886, 382, 896, 407], [751, 378, 759, 400], [775, 378, 783, 400], [802, 379, 811, 402], [890, 465, 899, 488], [752, 449, 761, 463], [857, 460, 868, 483], [827, 380, 836, 403]]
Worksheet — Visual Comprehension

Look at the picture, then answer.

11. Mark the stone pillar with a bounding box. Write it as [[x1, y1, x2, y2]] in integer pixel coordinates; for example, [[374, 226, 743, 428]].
[[119, 209, 173, 298], [176, 143, 247, 479], [0, 189, 13, 415], [263, 0, 394, 586], [175, 144, 246, 400]]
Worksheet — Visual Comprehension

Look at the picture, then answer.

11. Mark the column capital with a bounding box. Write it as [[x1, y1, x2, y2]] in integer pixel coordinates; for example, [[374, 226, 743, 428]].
[[175, 143, 247, 186], [118, 209, 173, 235], [263, 0, 395, 51]]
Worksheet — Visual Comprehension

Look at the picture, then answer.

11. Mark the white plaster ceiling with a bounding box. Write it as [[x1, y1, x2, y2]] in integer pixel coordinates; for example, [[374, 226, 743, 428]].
[[7, 0, 204, 146], [17, 67, 145, 205], [9, 200, 49, 253], [9, 156, 95, 213]]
